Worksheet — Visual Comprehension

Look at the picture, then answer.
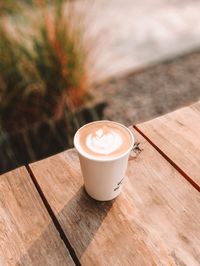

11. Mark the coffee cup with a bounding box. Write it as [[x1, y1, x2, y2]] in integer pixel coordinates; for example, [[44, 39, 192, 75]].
[[74, 120, 134, 201]]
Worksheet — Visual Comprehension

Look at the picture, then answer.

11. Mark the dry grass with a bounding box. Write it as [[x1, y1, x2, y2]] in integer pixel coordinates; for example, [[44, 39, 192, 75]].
[[0, 0, 89, 131]]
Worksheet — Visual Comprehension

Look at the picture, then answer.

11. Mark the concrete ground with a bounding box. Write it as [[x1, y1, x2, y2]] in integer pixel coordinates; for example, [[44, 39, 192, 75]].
[[90, 50, 200, 126], [81, 0, 200, 125]]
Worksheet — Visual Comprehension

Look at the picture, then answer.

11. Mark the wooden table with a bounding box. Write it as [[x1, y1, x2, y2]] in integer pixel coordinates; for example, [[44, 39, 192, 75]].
[[1, 101, 200, 266]]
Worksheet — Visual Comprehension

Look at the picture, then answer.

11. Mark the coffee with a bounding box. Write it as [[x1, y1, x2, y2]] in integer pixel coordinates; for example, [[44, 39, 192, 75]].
[[74, 121, 133, 159]]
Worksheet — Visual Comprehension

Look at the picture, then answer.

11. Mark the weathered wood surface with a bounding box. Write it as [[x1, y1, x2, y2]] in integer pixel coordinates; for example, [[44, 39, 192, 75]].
[[0, 167, 74, 266], [29, 129, 200, 266], [136, 101, 200, 188]]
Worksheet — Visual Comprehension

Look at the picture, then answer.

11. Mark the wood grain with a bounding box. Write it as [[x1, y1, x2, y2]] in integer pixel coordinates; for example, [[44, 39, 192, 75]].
[[0, 167, 74, 266], [30, 128, 200, 265], [136, 101, 200, 188]]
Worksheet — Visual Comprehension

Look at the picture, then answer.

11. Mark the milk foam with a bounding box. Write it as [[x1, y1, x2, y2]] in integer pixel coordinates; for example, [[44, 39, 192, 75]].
[[86, 128, 122, 155], [74, 121, 133, 159]]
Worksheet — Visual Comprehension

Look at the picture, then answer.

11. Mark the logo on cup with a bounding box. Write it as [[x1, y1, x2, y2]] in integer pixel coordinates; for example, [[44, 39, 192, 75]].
[[114, 177, 124, 191]]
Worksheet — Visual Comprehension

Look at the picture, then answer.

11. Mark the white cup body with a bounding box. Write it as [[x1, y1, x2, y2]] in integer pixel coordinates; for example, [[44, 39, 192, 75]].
[[74, 121, 134, 201], [78, 152, 130, 201]]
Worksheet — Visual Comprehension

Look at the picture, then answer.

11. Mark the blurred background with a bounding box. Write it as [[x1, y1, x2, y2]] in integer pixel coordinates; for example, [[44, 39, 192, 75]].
[[1, 0, 200, 174]]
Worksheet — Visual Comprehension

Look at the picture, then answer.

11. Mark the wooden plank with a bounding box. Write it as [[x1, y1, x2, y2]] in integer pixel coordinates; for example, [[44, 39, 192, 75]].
[[191, 100, 200, 113], [0, 167, 74, 266], [136, 101, 200, 188], [30, 129, 200, 266]]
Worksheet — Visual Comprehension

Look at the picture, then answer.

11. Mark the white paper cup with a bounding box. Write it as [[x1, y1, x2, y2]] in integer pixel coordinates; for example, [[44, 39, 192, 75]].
[[74, 121, 134, 201]]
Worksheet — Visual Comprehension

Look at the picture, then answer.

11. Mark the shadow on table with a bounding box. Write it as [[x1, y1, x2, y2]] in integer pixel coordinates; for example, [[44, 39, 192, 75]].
[[15, 222, 73, 266], [15, 187, 114, 264], [58, 185, 114, 260]]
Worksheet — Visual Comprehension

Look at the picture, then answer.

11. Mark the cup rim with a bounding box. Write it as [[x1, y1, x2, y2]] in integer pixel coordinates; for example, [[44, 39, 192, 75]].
[[73, 120, 134, 162]]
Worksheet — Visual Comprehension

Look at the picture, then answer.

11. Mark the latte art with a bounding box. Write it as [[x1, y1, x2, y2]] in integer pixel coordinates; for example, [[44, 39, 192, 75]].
[[86, 128, 122, 155], [74, 121, 133, 159]]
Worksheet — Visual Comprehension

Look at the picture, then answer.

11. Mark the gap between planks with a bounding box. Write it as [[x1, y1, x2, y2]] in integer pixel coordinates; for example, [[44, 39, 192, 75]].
[[26, 165, 81, 266], [133, 125, 200, 193]]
